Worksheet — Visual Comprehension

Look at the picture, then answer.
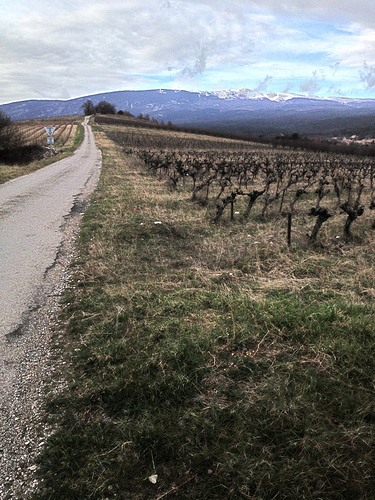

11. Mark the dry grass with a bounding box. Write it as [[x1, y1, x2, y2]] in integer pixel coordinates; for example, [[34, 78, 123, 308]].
[[33, 121, 375, 500]]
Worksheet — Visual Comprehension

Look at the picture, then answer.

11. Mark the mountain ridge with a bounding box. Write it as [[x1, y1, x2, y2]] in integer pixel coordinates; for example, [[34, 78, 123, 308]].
[[1, 89, 375, 138]]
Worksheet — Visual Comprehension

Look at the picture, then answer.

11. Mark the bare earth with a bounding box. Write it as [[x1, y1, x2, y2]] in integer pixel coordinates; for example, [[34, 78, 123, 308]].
[[0, 117, 101, 498]]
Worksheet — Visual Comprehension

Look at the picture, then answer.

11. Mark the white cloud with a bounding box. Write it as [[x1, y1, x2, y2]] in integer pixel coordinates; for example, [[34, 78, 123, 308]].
[[254, 75, 273, 93], [300, 71, 322, 96], [360, 61, 375, 89], [1, 0, 375, 103]]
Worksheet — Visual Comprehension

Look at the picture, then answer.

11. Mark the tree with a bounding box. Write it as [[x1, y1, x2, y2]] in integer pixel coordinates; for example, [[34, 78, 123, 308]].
[[82, 99, 96, 116], [0, 110, 12, 148], [95, 101, 116, 114], [0, 110, 43, 165], [0, 110, 22, 151], [0, 110, 11, 131], [81, 100, 116, 115]]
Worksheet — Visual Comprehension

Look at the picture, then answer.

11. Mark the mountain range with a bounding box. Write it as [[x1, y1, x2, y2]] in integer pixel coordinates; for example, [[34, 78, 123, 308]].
[[1, 89, 375, 138]]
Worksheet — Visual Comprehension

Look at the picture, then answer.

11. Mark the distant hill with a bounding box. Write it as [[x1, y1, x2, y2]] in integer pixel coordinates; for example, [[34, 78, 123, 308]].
[[2, 89, 375, 138]]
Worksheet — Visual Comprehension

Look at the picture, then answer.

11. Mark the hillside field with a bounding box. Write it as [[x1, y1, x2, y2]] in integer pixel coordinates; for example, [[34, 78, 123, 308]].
[[0, 116, 84, 184], [8, 115, 375, 499]]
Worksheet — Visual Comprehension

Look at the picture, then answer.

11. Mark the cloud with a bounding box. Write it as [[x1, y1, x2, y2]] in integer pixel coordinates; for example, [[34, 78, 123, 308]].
[[233, 0, 375, 30], [300, 71, 321, 96], [360, 61, 375, 89], [282, 82, 295, 93], [330, 62, 340, 76], [178, 46, 209, 79], [254, 75, 273, 93], [1, 0, 375, 102], [1, 0, 265, 101]]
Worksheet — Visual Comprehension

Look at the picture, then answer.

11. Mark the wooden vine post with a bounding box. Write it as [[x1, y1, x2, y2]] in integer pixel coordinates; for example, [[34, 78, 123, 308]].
[[287, 212, 292, 247]]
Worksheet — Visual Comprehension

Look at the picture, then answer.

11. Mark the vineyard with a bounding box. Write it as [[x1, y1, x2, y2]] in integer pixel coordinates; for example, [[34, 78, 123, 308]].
[[0, 116, 84, 183], [105, 122, 375, 245], [32, 118, 375, 500], [18, 119, 78, 150]]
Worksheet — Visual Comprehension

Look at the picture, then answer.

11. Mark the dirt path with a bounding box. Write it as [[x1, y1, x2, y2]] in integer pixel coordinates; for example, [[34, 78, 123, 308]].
[[0, 117, 101, 498]]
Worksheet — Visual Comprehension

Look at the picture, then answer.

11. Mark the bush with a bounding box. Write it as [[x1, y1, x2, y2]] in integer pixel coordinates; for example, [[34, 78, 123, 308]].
[[0, 110, 24, 151], [0, 144, 45, 165], [0, 110, 31, 164], [82, 100, 117, 115], [81, 99, 96, 115], [95, 101, 116, 114]]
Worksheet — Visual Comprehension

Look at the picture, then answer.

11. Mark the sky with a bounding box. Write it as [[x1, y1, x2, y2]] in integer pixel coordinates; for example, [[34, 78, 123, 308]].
[[1, 0, 375, 104]]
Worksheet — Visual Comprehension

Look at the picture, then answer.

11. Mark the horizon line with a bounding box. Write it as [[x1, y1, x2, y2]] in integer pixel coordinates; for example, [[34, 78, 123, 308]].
[[1, 88, 375, 106]]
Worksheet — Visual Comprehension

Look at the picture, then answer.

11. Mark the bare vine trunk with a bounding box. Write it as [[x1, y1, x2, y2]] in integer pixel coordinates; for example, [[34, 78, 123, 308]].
[[309, 207, 332, 244]]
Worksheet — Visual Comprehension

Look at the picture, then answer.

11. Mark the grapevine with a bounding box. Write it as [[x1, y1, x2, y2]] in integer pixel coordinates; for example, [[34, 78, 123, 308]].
[[108, 127, 375, 244]]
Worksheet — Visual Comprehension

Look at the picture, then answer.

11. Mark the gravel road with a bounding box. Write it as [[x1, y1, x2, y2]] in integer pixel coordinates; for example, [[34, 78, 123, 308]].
[[0, 117, 101, 498]]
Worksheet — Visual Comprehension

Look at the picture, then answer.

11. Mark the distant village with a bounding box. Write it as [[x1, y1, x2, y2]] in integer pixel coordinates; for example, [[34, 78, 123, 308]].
[[332, 135, 375, 146]]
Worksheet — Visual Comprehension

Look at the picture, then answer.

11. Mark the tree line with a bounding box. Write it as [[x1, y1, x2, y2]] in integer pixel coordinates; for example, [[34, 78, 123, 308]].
[[81, 100, 117, 115]]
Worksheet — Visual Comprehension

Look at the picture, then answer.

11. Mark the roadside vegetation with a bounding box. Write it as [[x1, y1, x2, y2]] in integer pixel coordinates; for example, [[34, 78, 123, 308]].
[[0, 115, 84, 184], [32, 116, 375, 499]]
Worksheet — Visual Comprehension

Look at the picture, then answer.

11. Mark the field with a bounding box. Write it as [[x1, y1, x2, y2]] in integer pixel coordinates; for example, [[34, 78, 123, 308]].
[[0, 116, 84, 184], [18, 119, 77, 148], [30, 116, 375, 499]]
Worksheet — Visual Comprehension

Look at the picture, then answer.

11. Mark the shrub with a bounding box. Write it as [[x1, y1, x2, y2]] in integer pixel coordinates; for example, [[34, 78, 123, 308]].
[[0, 144, 45, 165]]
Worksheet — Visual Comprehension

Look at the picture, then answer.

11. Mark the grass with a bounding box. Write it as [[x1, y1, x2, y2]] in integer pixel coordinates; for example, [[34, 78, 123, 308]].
[[0, 117, 84, 184], [32, 123, 375, 499]]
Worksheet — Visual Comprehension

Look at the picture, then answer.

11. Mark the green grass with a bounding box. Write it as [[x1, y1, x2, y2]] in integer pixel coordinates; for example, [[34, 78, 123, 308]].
[[32, 127, 375, 499]]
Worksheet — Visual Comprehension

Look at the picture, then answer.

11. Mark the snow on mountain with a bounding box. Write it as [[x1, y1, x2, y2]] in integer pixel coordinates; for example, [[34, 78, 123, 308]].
[[1, 89, 375, 137], [200, 89, 372, 104], [201, 89, 299, 101]]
